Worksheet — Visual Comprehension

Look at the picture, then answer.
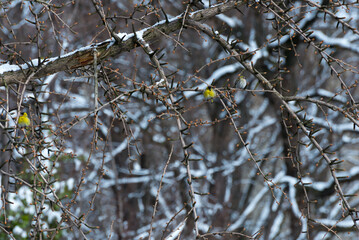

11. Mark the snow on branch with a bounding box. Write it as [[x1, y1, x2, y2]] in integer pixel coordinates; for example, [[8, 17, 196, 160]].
[[0, 0, 244, 86]]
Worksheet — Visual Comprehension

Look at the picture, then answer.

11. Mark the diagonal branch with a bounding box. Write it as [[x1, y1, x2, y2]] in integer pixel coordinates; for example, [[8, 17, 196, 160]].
[[186, 19, 359, 232], [0, 0, 244, 86]]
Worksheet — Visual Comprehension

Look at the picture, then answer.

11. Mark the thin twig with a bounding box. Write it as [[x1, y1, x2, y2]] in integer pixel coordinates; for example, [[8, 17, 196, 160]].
[[148, 146, 174, 240]]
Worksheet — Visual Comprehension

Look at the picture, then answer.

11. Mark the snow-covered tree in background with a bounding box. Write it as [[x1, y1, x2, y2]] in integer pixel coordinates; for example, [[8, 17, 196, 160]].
[[1, 0, 359, 239]]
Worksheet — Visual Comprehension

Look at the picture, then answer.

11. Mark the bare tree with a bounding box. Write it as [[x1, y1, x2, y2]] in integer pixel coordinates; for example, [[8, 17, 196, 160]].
[[1, 0, 359, 239]]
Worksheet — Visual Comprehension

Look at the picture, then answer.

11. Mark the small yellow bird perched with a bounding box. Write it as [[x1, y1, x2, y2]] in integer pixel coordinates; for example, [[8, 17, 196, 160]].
[[18, 112, 30, 127], [203, 86, 216, 102]]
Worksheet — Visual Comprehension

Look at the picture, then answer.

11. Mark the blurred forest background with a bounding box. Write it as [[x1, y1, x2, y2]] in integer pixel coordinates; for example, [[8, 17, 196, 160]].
[[1, 0, 359, 239]]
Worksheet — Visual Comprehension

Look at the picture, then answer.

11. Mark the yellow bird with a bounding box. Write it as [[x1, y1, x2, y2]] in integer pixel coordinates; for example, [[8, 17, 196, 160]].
[[18, 112, 30, 127], [203, 86, 216, 102]]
